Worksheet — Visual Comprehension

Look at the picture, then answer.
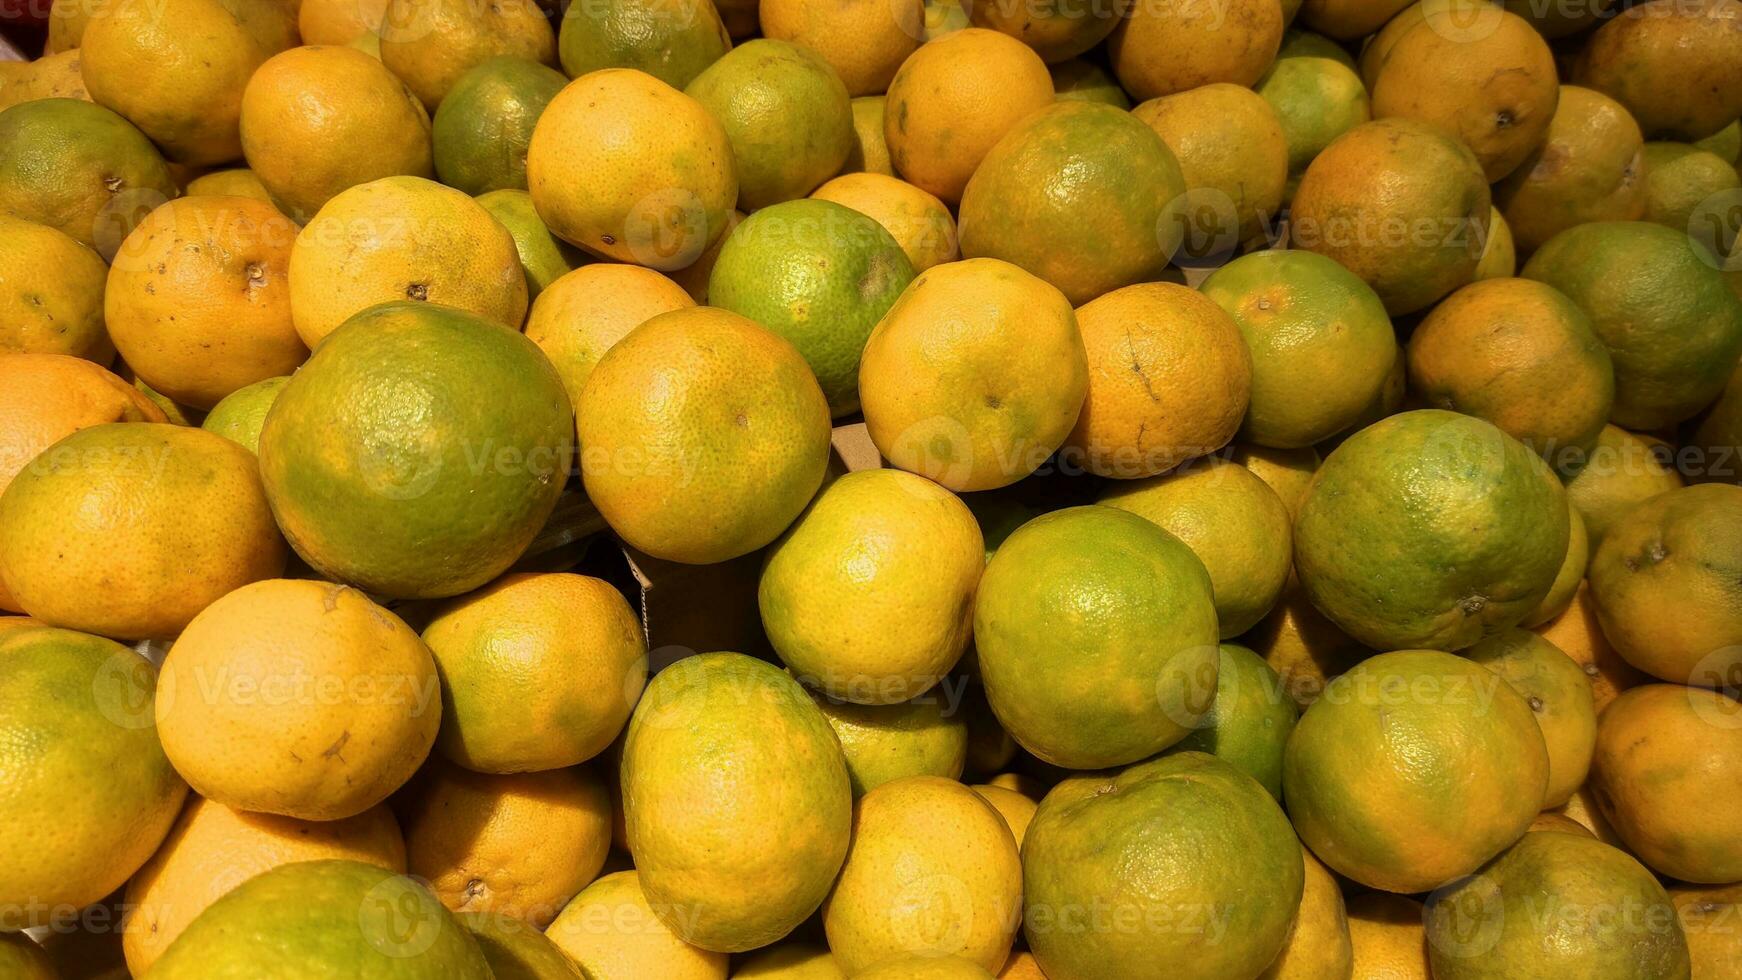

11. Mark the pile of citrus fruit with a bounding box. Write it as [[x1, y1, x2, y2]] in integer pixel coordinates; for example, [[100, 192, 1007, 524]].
[[2, 0, 1742, 975]]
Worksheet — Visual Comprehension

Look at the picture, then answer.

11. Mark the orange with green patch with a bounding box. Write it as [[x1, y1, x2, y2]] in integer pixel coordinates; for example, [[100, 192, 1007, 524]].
[[1283, 649, 1550, 893]]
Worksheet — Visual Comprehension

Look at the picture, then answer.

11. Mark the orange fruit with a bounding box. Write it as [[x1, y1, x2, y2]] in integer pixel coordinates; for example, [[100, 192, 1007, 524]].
[[958, 101, 1187, 305], [968, 0, 1127, 62], [1406, 277, 1615, 461], [759, 468, 982, 704], [422, 572, 648, 773], [299, 0, 392, 44], [1110, 0, 1283, 99], [576, 306, 832, 564], [288, 175, 529, 347], [527, 69, 738, 271], [1590, 684, 1742, 883], [1573, 0, 1742, 141], [1231, 442, 1321, 521], [122, 799, 406, 975], [823, 776, 1021, 974], [0, 627, 187, 918], [974, 506, 1219, 769], [1064, 282, 1251, 479], [0, 215, 111, 362], [1293, 410, 1570, 651], [883, 28, 1054, 204], [1291, 118, 1490, 315], [761, 0, 923, 96], [156, 579, 440, 820], [1672, 882, 1742, 978], [859, 258, 1087, 492], [106, 196, 306, 410], [546, 870, 728, 980], [0, 357, 167, 585], [1367, 2, 1558, 181], [0, 422, 284, 639], [1021, 753, 1304, 978], [1134, 83, 1288, 253], [79, 0, 293, 165], [525, 263, 698, 410], [1425, 805, 1690, 978], [1465, 628, 1598, 808], [1494, 86, 1647, 254], [555, 0, 730, 90], [1345, 892, 1429, 979], [1245, 582, 1372, 709], [1561, 424, 1685, 548], [1587, 483, 1742, 685], [811, 172, 959, 273], [402, 762, 612, 927], [378, 0, 556, 110], [1263, 848, 1353, 979], [258, 301, 573, 599], [0, 97, 178, 261], [684, 39, 855, 210], [621, 653, 852, 952], [1521, 220, 1742, 432], [240, 44, 434, 223], [1284, 649, 1550, 893], [1101, 459, 1292, 638]]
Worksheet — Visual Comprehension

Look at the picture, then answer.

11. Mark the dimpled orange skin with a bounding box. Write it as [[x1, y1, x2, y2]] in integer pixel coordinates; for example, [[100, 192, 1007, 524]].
[[105, 196, 307, 410], [859, 258, 1087, 493], [121, 798, 407, 976], [1290, 118, 1491, 315], [1109, 0, 1284, 101], [1368, 4, 1559, 182], [155, 579, 441, 822], [1406, 277, 1615, 460], [300, 0, 392, 45], [527, 69, 738, 272], [1591, 684, 1742, 883], [378, 0, 556, 110], [287, 175, 529, 347], [239, 45, 434, 224], [0, 422, 285, 639], [1494, 86, 1647, 254], [1344, 892, 1430, 979], [525, 264, 698, 411], [402, 762, 613, 929], [1064, 282, 1252, 480], [0, 354, 164, 498], [759, 0, 923, 96], [1586, 484, 1742, 685], [0, 215, 112, 363], [1282, 650, 1551, 894], [1573, 0, 1742, 141], [577, 307, 832, 565], [421, 572, 649, 774], [882, 29, 1054, 205]]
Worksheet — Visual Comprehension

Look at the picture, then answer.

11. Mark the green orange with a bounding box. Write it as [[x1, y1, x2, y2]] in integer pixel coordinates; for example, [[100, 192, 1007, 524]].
[[1522, 220, 1742, 430], [709, 199, 914, 416], [1283, 649, 1550, 893], [685, 40, 853, 209], [0, 626, 186, 914], [958, 100, 1186, 305], [433, 56, 568, 196], [257, 301, 573, 599], [1023, 752, 1304, 979], [1293, 410, 1570, 651], [973, 505, 1219, 769]]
